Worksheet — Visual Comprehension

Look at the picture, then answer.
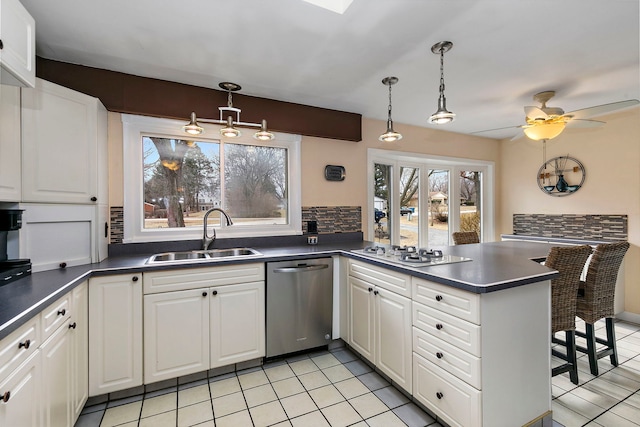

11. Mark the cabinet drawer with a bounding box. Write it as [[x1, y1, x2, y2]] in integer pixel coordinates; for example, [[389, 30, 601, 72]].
[[41, 293, 72, 342], [413, 302, 480, 357], [413, 327, 481, 389], [412, 277, 480, 324], [143, 263, 265, 294], [413, 353, 481, 427], [349, 259, 410, 297], [0, 316, 40, 380]]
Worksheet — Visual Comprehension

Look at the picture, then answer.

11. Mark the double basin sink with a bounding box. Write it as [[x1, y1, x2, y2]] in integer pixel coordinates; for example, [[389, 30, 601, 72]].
[[146, 248, 262, 264]]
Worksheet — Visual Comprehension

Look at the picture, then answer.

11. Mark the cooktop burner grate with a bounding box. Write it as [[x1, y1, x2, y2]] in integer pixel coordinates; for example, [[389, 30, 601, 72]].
[[352, 247, 470, 268]]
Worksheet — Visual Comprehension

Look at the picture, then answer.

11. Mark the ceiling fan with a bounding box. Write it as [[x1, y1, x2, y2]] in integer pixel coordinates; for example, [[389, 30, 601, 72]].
[[474, 91, 640, 141]]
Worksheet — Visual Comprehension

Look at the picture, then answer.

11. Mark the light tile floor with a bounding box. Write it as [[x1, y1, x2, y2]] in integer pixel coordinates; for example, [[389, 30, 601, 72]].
[[74, 319, 640, 427], [75, 347, 441, 427], [552, 319, 640, 427]]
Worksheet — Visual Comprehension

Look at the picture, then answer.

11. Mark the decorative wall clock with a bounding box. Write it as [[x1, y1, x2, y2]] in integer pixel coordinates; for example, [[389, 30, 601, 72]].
[[537, 155, 585, 197]]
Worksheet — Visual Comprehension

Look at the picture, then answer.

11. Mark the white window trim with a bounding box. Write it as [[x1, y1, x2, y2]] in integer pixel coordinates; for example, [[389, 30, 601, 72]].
[[122, 114, 302, 243], [367, 148, 495, 246]]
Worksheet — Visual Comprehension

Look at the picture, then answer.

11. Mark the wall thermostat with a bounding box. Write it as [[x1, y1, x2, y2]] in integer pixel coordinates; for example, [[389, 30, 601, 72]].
[[324, 165, 345, 181]]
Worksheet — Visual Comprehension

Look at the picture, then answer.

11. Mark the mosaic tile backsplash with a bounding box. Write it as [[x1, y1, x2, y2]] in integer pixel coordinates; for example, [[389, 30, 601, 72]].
[[109, 206, 362, 243], [302, 206, 362, 234], [513, 214, 628, 241]]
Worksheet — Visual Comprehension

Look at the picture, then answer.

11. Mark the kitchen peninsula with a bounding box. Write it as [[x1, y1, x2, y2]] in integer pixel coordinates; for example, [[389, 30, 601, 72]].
[[0, 239, 559, 427]]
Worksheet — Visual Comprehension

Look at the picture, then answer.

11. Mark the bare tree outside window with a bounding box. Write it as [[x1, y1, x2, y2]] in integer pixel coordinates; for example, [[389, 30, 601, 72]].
[[143, 137, 288, 229]]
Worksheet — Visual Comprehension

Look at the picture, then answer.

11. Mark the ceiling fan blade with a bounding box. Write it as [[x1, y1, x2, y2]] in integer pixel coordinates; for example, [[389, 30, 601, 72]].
[[510, 131, 526, 141], [524, 106, 548, 120], [565, 99, 640, 120], [471, 124, 524, 135], [565, 119, 605, 128]]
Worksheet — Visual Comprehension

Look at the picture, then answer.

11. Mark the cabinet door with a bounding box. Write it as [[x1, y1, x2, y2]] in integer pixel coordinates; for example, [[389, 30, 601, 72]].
[[0, 84, 21, 201], [348, 277, 375, 363], [0, 0, 35, 87], [89, 274, 143, 396], [41, 323, 72, 427], [19, 203, 96, 272], [375, 287, 412, 393], [21, 78, 102, 204], [0, 350, 41, 427], [70, 282, 88, 421], [144, 288, 209, 384], [210, 282, 265, 368]]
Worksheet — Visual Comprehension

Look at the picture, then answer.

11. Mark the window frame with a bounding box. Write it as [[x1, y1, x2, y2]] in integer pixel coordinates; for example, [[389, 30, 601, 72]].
[[122, 114, 302, 243], [368, 148, 494, 246]]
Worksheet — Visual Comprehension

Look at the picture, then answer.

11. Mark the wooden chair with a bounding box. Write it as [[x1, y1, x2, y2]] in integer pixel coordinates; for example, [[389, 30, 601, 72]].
[[546, 245, 592, 384], [452, 231, 479, 245], [575, 241, 630, 376]]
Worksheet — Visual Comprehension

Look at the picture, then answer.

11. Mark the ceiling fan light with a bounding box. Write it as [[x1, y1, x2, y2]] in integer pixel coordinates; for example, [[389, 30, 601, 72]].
[[182, 112, 204, 135], [523, 122, 565, 141], [253, 119, 275, 141], [220, 116, 241, 138]]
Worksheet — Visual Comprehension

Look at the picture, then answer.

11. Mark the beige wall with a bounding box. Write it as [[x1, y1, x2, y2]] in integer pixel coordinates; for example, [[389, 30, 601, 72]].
[[498, 108, 640, 317]]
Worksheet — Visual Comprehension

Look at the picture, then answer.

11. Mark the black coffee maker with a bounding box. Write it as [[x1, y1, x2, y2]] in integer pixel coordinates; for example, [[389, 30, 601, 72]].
[[0, 209, 31, 286]]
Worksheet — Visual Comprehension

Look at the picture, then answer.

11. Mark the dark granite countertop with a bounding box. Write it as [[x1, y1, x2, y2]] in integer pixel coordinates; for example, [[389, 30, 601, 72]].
[[0, 239, 560, 341]]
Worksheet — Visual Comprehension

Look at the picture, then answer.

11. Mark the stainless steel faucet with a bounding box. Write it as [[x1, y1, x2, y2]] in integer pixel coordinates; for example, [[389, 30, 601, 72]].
[[203, 208, 233, 250]]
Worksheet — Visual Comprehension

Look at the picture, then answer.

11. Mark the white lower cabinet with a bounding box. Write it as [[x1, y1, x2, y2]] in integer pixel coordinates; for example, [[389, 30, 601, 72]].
[[413, 353, 481, 427], [144, 288, 210, 383], [41, 318, 72, 427], [347, 260, 412, 393], [0, 350, 41, 427], [70, 282, 89, 421], [143, 264, 265, 385], [40, 281, 88, 427], [89, 274, 143, 396], [210, 281, 265, 368], [411, 276, 551, 427]]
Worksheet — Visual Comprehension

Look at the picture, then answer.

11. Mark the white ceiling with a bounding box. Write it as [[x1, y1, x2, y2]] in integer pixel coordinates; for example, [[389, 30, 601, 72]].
[[20, 0, 640, 140]]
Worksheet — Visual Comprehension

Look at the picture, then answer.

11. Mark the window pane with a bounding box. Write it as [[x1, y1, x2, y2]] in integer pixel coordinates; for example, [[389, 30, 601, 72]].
[[224, 143, 288, 225], [428, 169, 449, 246], [374, 163, 392, 244], [399, 166, 419, 247], [143, 136, 219, 229], [460, 170, 482, 240]]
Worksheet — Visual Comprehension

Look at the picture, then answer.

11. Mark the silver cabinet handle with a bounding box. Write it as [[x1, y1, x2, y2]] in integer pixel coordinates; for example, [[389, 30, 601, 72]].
[[272, 264, 329, 273]]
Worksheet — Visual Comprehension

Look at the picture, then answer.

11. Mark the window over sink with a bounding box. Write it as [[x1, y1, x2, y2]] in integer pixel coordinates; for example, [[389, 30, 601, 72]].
[[122, 114, 301, 243]]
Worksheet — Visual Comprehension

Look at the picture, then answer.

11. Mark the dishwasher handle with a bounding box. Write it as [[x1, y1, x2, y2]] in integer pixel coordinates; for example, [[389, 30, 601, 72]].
[[272, 264, 330, 273]]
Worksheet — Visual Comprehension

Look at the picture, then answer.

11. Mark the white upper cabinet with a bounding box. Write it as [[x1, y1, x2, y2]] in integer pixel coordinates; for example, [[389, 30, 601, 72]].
[[21, 78, 108, 204], [0, 84, 21, 201], [0, 0, 35, 88]]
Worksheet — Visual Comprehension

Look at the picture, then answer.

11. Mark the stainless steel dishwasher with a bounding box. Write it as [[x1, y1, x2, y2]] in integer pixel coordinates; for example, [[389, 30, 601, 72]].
[[266, 258, 333, 358]]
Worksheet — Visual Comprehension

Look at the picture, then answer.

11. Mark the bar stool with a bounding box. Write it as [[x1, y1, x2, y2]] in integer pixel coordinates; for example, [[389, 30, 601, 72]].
[[575, 241, 629, 376], [452, 231, 479, 245], [546, 245, 592, 384]]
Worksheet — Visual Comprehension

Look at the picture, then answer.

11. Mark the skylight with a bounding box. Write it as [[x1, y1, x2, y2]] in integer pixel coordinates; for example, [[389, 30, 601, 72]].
[[302, 0, 354, 14]]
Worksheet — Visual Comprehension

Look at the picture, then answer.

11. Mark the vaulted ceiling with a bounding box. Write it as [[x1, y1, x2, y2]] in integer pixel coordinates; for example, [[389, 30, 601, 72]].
[[20, 0, 640, 140]]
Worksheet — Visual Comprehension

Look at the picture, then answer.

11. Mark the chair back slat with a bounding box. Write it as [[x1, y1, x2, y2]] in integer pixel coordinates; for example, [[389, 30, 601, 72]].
[[452, 231, 479, 245], [577, 242, 629, 324], [546, 245, 592, 333]]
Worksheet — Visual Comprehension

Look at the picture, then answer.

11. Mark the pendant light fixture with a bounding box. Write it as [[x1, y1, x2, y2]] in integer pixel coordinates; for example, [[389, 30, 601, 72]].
[[182, 82, 275, 141], [428, 41, 456, 125], [379, 76, 403, 142]]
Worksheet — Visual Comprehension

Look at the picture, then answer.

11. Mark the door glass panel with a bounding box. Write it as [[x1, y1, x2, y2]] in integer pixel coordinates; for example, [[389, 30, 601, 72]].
[[428, 169, 449, 246], [399, 167, 419, 247], [459, 170, 482, 240], [374, 163, 392, 244]]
